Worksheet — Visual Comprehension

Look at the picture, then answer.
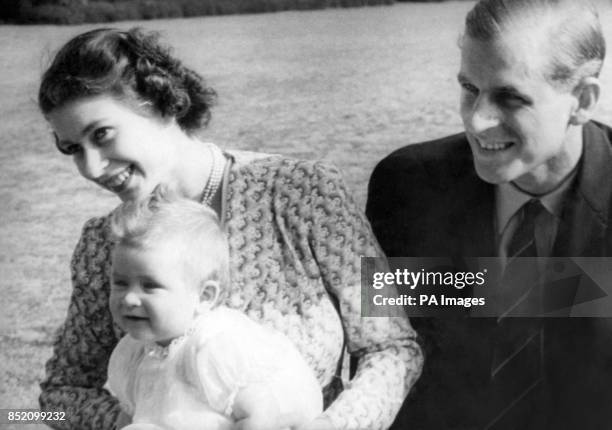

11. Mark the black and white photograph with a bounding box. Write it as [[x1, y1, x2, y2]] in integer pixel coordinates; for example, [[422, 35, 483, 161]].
[[2, 0, 612, 429]]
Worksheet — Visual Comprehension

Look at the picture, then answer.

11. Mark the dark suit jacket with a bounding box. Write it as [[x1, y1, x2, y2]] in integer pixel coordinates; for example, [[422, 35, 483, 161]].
[[366, 121, 612, 429]]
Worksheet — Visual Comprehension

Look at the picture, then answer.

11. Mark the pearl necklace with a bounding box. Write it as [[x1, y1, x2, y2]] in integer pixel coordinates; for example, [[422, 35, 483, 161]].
[[201, 143, 226, 206]]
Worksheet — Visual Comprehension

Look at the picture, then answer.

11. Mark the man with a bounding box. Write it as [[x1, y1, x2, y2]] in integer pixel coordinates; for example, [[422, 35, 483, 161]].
[[367, 0, 611, 428]]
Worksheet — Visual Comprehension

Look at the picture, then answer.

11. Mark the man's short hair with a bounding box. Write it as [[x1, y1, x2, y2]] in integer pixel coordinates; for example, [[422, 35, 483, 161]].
[[464, 0, 606, 88], [110, 186, 230, 292]]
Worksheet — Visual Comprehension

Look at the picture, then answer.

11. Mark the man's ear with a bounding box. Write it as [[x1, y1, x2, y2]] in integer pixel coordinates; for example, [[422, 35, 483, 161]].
[[569, 76, 600, 126], [198, 280, 220, 309]]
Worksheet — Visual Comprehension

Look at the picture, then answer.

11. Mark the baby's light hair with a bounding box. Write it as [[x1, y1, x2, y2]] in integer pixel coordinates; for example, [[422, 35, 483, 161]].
[[110, 186, 230, 297]]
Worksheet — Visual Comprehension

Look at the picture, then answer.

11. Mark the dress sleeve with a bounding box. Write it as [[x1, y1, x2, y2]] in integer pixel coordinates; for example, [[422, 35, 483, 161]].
[[39, 217, 122, 430], [306, 162, 424, 430]]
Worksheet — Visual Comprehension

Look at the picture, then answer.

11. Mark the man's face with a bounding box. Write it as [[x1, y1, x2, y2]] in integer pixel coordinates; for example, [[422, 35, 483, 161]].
[[458, 31, 581, 194]]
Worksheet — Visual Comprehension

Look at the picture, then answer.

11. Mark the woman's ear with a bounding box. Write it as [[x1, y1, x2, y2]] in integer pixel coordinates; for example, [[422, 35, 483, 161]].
[[198, 280, 220, 310], [570, 76, 601, 126]]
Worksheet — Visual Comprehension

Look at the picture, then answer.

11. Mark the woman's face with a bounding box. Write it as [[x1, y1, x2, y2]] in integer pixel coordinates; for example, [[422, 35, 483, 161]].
[[47, 95, 180, 202]]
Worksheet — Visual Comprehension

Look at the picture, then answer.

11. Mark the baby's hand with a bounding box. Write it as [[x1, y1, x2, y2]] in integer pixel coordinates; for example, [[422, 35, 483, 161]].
[[122, 425, 166, 430], [296, 417, 334, 430], [115, 411, 167, 430], [233, 417, 288, 430], [232, 384, 287, 430]]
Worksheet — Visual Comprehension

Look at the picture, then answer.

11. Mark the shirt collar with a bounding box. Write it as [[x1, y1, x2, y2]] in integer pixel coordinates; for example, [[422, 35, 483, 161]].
[[495, 169, 577, 234]]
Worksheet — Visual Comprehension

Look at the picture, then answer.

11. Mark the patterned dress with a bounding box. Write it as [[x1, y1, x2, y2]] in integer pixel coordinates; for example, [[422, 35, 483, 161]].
[[39, 151, 423, 430]]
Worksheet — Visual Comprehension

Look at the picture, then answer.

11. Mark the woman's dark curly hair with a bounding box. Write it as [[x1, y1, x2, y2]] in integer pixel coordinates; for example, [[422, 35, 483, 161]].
[[39, 28, 217, 132]]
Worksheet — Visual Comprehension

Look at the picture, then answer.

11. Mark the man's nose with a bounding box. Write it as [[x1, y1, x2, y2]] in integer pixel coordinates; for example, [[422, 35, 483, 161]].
[[465, 96, 501, 134], [77, 146, 108, 180]]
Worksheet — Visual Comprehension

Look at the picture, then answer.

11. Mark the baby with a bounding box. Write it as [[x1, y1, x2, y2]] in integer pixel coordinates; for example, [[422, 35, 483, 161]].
[[107, 189, 322, 430]]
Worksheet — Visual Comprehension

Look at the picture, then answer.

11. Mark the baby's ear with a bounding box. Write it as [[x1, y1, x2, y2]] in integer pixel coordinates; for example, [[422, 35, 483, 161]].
[[199, 280, 220, 308]]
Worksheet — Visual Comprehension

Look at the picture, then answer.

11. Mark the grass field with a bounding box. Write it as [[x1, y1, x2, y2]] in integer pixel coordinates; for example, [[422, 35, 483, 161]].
[[1, 2, 612, 428]]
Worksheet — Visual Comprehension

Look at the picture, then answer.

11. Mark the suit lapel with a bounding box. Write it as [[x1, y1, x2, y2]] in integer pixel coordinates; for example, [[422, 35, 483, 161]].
[[451, 153, 497, 257], [553, 122, 612, 256]]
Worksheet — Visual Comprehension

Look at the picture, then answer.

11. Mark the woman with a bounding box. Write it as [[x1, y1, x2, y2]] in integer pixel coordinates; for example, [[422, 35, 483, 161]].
[[38, 28, 422, 430]]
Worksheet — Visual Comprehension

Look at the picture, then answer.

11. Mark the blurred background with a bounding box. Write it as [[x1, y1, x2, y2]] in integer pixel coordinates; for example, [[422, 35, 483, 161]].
[[2, 0, 466, 25], [1, 1, 611, 428]]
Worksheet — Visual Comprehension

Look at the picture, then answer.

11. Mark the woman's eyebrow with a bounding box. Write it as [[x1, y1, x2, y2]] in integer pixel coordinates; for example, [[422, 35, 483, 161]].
[[81, 121, 101, 136], [57, 120, 105, 145]]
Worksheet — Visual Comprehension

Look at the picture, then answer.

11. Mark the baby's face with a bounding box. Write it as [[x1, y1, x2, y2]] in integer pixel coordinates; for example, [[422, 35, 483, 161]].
[[110, 244, 200, 346]]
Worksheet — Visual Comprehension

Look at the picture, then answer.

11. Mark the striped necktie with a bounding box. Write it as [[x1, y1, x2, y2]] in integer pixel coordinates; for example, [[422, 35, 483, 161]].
[[487, 199, 546, 429], [507, 199, 542, 258]]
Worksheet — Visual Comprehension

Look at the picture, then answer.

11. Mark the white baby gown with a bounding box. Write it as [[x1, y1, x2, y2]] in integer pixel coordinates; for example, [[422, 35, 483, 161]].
[[108, 306, 322, 430]]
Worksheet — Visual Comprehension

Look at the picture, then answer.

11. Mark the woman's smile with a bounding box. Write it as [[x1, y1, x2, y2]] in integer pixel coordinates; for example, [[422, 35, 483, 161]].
[[97, 164, 135, 194]]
